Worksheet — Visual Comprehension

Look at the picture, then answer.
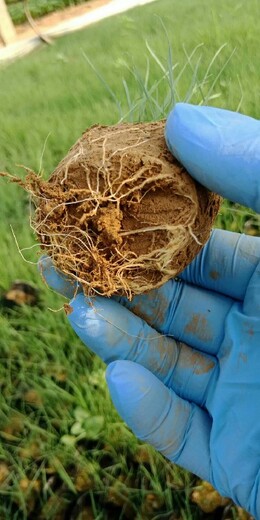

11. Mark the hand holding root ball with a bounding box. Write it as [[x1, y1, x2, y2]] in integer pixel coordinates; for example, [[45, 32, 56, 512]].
[[39, 103, 260, 517]]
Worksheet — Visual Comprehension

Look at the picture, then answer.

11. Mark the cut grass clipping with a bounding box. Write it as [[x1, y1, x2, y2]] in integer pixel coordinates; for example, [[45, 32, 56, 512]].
[[1, 120, 220, 299]]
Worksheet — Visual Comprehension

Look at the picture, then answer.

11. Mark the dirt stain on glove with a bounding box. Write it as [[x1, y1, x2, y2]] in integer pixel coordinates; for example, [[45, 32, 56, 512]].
[[64, 303, 73, 316], [178, 342, 215, 375], [185, 313, 213, 343]]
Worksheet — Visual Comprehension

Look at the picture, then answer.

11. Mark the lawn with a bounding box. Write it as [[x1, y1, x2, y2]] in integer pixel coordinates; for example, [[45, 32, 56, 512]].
[[0, 0, 259, 518]]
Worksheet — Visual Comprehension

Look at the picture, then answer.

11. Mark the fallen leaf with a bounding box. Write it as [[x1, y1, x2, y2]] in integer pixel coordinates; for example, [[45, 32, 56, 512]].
[[75, 469, 93, 492], [191, 480, 230, 513], [23, 389, 43, 407], [2, 280, 40, 307], [0, 462, 10, 486]]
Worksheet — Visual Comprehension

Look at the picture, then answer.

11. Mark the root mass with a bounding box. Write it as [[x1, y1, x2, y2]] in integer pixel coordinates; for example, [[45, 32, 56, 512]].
[[3, 120, 221, 298]]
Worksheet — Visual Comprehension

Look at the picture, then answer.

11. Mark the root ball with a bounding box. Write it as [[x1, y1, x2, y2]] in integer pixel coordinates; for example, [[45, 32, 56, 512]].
[[27, 120, 221, 298]]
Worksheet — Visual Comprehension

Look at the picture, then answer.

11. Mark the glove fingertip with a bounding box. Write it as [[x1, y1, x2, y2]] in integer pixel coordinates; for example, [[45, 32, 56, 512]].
[[106, 360, 157, 433], [38, 255, 82, 298], [66, 292, 92, 324], [165, 102, 186, 159], [106, 360, 141, 403], [38, 254, 52, 273]]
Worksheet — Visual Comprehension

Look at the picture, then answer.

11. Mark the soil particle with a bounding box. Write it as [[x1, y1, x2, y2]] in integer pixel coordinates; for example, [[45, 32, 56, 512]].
[[209, 270, 220, 280], [64, 303, 73, 315]]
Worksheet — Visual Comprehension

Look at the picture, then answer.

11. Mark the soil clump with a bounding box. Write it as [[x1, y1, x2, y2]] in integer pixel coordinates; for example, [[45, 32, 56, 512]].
[[1, 120, 221, 298]]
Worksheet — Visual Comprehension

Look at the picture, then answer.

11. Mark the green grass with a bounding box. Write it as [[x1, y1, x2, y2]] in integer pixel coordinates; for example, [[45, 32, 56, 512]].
[[7, 0, 91, 25], [0, 0, 260, 517]]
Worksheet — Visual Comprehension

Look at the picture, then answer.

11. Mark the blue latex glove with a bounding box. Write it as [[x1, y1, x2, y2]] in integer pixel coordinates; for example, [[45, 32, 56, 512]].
[[39, 104, 260, 516]]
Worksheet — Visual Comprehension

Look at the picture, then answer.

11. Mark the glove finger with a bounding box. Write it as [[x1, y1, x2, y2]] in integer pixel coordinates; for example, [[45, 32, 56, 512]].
[[165, 103, 260, 212], [181, 229, 260, 301], [66, 293, 217, 405], [243, 259, 260, 318], [106, 360, 211, 482], [39, 242, 235, 356], [38, 255, 82, 299], [117, 277, 233, 356]]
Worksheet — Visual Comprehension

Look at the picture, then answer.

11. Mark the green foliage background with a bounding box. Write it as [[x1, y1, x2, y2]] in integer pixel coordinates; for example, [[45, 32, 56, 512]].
[[0, 0, 260, 517]]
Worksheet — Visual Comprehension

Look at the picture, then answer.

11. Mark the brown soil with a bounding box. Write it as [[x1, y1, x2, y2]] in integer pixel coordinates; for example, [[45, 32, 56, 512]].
[[22, 120, 220, 298]]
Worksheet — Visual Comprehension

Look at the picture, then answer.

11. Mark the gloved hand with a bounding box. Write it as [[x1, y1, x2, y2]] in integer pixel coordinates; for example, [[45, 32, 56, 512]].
[[39, 104, 260, 517]]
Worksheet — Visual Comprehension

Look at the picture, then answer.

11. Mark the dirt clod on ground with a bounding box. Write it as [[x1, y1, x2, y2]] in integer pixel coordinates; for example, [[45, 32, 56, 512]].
[[2, 120, 221, 298]]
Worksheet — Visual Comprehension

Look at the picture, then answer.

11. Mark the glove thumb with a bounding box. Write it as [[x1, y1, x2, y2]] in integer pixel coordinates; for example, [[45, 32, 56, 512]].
[[165, 103, 260, 212]]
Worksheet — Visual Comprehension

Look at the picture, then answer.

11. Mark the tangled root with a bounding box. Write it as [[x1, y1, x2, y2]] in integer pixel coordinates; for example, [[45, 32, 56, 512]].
[[1, 120, 221, 299]]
